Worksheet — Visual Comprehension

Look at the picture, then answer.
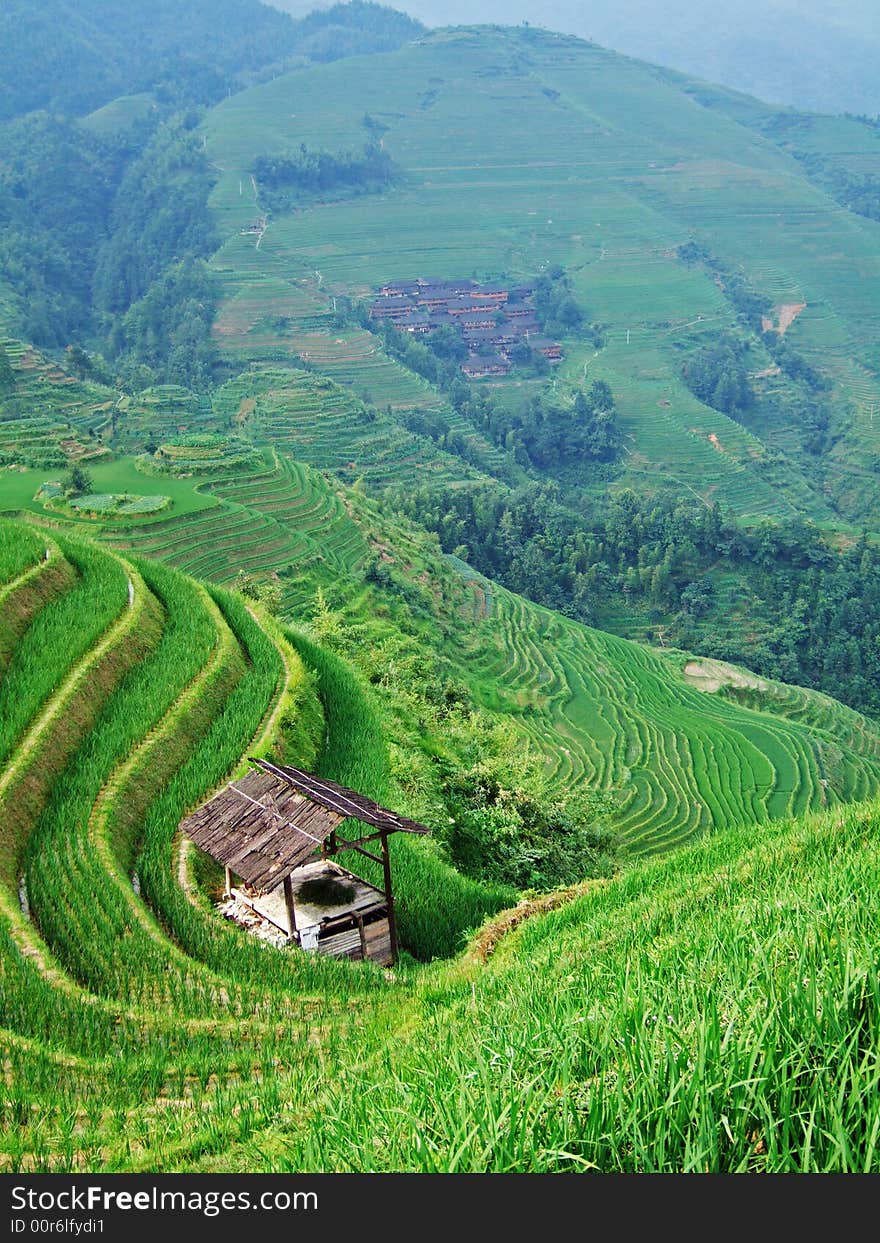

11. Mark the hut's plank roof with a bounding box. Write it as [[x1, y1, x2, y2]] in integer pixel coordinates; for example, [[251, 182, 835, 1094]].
[[180, 760, 429, 894], [180, 768, 344, 891], [253, 759, 431, 837]]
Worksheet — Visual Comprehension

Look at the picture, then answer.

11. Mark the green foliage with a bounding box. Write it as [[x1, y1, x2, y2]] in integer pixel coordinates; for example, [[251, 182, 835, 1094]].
[[290, 2, 423, 64], [0, 113, 120, 347], [94, 121, 219, 316], [682, 334, 753, 416], [775, 123, 880, 223], [63, 464, 93, 497], [0, 0, 422, 122], [111, 259, 219, 390], [441, 760, 620, 890], [64, 345, 98, 381], [308, 586, 346, 644], [533, 267, 584, 337], [677, 243, 772, 330], [520, 385, 622, 468], [387, 483, 880, 717], [234, 570, 283, 616], [0, 108, 220, 378], [253, 142, 395, 212], [380, 318, 620, 473], [287, 629, 514, 959]]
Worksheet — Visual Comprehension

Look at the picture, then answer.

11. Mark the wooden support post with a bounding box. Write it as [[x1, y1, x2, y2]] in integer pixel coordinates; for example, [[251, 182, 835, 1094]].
[[224, 866, 232, 897], [282, 874, 297, 939], [380, 832, 398, 965], [353, 911, 367, 960]]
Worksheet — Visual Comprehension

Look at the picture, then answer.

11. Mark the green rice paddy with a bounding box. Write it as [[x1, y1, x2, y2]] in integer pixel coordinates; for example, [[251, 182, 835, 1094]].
[[2, 509, 880, 1171], [204, 26, 880, 526]]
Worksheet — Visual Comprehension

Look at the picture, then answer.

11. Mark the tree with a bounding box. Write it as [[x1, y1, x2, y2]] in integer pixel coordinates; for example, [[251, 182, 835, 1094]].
[[63, 464, 92, 496], [588, 379, 613, 411], [65, 344, 94, 379], [256, 581, 283, 616], [310, 586, 344, 644]]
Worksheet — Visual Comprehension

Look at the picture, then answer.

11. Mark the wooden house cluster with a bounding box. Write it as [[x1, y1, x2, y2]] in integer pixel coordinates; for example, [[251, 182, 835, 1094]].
[[369, 277, 562, 378], [179, 759, 430, 967]]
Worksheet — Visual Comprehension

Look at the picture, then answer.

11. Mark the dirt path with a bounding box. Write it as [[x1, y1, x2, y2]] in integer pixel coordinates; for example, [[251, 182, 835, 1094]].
[[0, 540, 58, 611], [466, 880, 605, 963], [761, 302, 807, 335], [683, 658, 766, 694]]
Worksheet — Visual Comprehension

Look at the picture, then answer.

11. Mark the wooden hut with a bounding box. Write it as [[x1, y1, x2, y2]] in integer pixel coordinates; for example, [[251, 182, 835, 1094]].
[[179, 758, 429, 966]]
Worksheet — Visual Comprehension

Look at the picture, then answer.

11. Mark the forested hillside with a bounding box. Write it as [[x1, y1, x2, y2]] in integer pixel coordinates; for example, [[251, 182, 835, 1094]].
[[0, 0, 423, 120]]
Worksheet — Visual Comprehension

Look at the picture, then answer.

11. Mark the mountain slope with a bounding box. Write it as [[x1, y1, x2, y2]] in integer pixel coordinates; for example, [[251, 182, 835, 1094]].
[[203, 25, 880, 527], [2, 514, 879, 1172], [295, 0, 880, 117], [7, 420, 880, 861], [0, 0, 424, 120]]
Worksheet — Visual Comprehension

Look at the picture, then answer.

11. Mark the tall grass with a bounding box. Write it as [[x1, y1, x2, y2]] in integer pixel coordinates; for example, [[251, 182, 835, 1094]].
[[0, 537, 128, 768], [263, 799, 880, 1172], [0, 519, 44, 586], [22, 559, 225, 1008]]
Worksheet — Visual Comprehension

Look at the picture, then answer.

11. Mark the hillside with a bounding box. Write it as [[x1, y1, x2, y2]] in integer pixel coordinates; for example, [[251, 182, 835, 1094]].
[[349, 0, 880, 116], [203, 27, 880, 530], [1, 514, 879, 1171], [6, 420, 880, 861], [0, 0, 423, 120], [3, 13, 880, 1178]]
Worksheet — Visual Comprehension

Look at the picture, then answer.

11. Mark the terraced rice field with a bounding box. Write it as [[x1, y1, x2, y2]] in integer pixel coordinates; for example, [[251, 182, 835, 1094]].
[[213, 262, 508, 479], [105, 451, 369, 592], [0, 514, 513, 1170], [0, 339, 115, 465], [106, 451, 880, 860], [113, 386, 217, 450], [0, 516, 360, 1168], [203, 25, 880, 526], [441, 566, 880, 854], [212, 367, 492, 488], [3, 509, 880, 1172]]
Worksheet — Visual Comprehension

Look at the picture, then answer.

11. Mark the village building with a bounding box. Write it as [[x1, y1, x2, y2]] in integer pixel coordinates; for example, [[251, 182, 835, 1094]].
[[530, 337, 563, 361], [397, 310, 432, 334], [380, 279, 423, 296], [368, 296, 414, 321], [459, 314, 498, 330], [506, 303, 536, 319], [462, 352, 510, 378], [367, 277, 563, 376]]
